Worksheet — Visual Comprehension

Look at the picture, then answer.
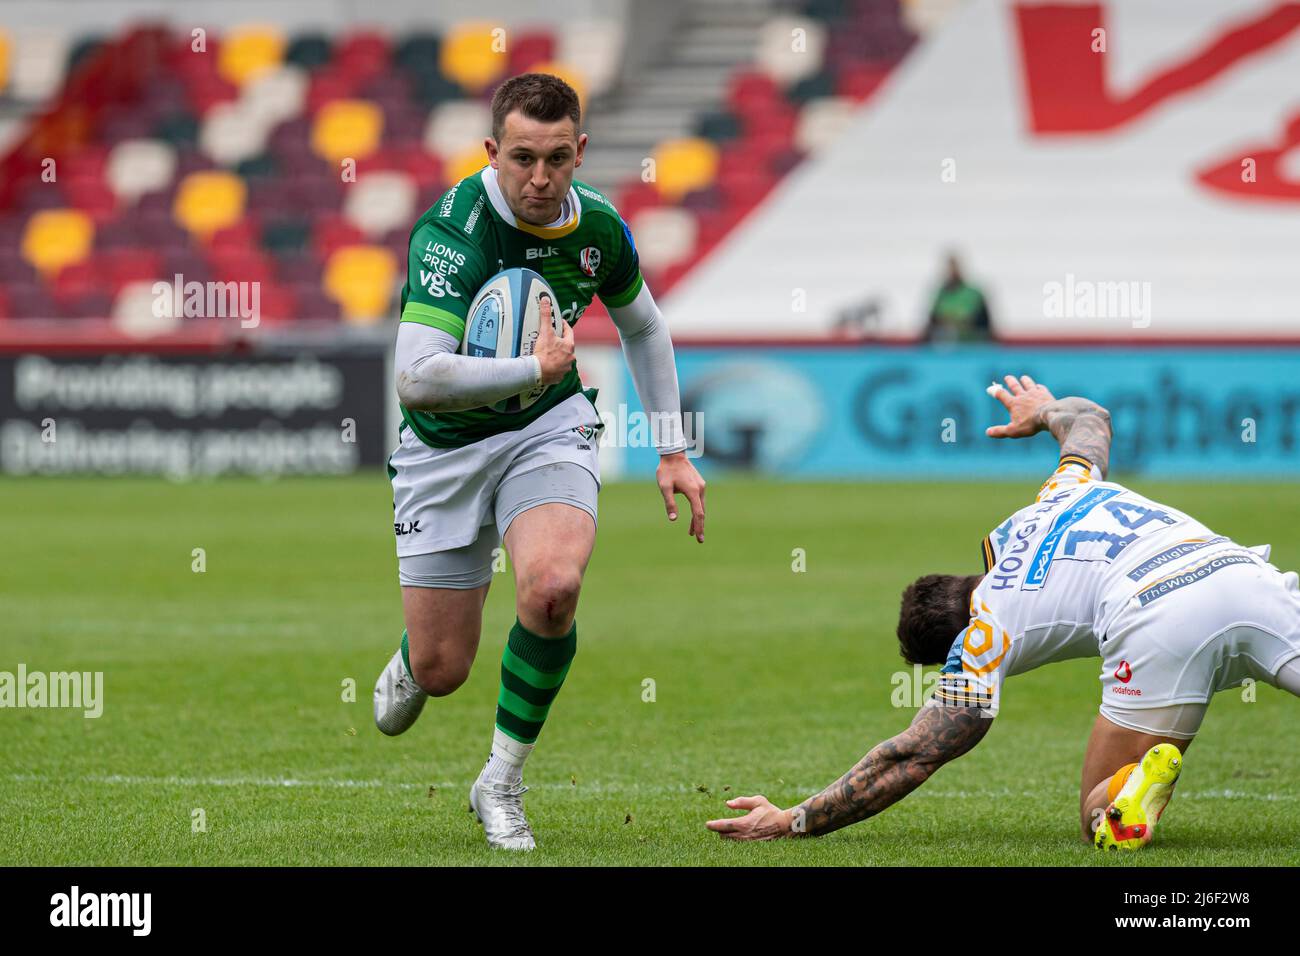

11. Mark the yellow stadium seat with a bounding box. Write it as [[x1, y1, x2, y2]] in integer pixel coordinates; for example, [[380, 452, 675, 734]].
[[651, 137, 720, 202], [0, 31, 10, 95], [21, 209, 94, 275], [440, 22, 506, 93], [444, 147, 487, 188], [218, 26, 286, 87], [323, 245, 397, 323], [524, 62, 587, 109], [311, 99, 384, 164], [172, 170, 247, 239]]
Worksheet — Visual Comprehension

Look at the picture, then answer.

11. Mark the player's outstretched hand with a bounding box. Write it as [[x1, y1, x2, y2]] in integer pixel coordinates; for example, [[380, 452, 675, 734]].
[[534, 295, 575, 385], [657, 452, 706, 543], [986, 374, 1056, 439], [706, 795, 794, 841]]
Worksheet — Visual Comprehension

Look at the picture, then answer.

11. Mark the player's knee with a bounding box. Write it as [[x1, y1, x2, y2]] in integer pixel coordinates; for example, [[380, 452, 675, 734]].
[[409, 651, 471, 697], [518, 569, 583, 629]]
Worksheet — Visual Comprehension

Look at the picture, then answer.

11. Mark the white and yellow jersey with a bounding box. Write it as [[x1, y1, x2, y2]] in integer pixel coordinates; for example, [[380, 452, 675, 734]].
[[935, 454, 1257, 712]]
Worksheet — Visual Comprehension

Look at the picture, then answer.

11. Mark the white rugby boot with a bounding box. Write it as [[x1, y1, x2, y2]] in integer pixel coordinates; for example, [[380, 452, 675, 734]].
[[373, 648, 428, 736], [469, 774, 537, 851]]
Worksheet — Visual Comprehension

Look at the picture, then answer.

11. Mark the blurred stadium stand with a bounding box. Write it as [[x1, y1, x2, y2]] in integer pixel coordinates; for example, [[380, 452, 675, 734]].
[[0, 0, 936, 343]]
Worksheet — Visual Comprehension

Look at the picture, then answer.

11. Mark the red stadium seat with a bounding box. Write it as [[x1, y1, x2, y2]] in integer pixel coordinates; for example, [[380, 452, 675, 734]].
[[508, 32, 555, 75]]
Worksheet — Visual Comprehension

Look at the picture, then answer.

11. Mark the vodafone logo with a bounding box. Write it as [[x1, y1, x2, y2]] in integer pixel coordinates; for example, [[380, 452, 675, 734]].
[[1114, 660, 1133, 683]]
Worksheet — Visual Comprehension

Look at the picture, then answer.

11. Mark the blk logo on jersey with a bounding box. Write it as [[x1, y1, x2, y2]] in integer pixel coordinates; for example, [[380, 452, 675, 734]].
[[579, 246, 601, 277], [394, 520, 422, 536], [1115, 660, 1133, 683]]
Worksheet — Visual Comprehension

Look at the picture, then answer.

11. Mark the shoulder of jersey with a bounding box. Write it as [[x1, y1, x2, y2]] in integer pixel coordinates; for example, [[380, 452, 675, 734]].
[[416, 170, 492, 243], [571, 178, 626, 225]]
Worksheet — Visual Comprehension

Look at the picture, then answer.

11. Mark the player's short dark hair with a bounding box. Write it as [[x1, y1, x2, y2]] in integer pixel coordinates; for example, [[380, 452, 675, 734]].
[[896, 574, 983, 665], [490, 73, 581, 143]]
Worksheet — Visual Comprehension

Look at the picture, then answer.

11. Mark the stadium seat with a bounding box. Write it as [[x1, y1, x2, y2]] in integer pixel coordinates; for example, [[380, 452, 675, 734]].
[[322, 244, 397, 323], [650, 138, 719, 202], [527, 61, 587, 108], [343, 171, 418, 238], [6, 28, 70, 102], [311, 98, 384, 163], [261, 218, 312, 256], [628, 207, 698, 271], [694, 111, 743, 144], [796, 96, 857, 153], [334, 32, 390, 87], [393, 33, 441, 73], [755, 16, 827, 84], [101, 248, 163, 292], [439, 22, 506, 94], [172, 170, 247, 239], [112, 279, 181, 336], [21, 208, 95, 276], [424, 99, 492, 158], [242, 65, 309, 129], [63, 173, 117, 223], [508, 32, 555, 75], [557, 20, 623, 97], [199, 101, 272, 165], [217, 26, 286, 88], [313, 213, 367, 261], [284, 33, 333, 70], [443, 147, 488, 189]]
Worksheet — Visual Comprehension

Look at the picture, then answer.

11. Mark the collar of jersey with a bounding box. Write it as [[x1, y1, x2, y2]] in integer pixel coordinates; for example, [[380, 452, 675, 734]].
[[480, 165, 581, 239]]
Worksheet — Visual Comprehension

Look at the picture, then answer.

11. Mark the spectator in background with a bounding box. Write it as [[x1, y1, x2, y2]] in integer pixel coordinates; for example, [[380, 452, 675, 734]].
[[925, 254, 993, 342]]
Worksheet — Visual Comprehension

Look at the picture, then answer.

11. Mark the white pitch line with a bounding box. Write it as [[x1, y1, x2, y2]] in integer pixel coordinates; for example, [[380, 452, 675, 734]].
[[7, 773, 1298, 801]]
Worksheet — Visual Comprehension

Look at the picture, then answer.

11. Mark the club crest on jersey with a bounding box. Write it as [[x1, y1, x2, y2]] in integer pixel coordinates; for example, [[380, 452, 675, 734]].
[[573, 425, 598, 442], [579, 246, 601, 277]]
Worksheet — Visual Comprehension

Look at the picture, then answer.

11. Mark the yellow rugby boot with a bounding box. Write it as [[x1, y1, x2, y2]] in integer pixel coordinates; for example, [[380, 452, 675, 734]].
[[1095, 743, 1183, 851]]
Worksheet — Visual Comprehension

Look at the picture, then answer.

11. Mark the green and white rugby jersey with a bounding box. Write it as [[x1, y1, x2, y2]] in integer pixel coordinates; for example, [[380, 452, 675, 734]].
[[397, 165, 644, 448]]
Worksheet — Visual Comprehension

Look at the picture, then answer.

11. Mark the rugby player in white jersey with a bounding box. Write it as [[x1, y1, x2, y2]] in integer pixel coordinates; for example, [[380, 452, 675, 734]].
[[708, 374, 1300, 849]]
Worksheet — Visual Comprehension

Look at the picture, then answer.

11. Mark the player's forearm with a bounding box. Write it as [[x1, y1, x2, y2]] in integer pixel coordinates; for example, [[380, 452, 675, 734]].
[[608, 284, 687, 455], [793, 704, 990, 837], [394, 321, 542, 413], [1034, 397, 1113, 478], [398, 354, 542, 413], [793, 737, 935, 837]]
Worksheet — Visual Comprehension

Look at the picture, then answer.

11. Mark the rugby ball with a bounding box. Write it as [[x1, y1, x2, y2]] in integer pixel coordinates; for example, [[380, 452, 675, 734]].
[[461, 267, 565, 413]]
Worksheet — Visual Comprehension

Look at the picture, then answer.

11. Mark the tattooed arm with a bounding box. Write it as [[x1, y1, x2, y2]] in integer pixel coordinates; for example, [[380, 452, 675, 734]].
[[794, 703, 993, 837], [1034, 397, 1113, 479], [705, 703, 993, 840], [986, 373, 1113, 478]]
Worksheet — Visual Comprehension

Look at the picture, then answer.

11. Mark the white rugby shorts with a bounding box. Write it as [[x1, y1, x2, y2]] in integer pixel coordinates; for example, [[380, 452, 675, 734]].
[[1098, 542, 1300, 735], [388, 392, 602, 585]]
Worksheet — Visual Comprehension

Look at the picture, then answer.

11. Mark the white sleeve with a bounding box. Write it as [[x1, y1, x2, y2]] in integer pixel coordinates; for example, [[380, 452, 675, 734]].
[[607, 282, 687, 455], [394, 321, 542, 413]]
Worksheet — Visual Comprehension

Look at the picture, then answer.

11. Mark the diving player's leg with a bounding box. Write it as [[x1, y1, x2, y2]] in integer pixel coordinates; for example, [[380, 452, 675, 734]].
[[1078, 711, 1197, 847], [470, 462, 598, 850]]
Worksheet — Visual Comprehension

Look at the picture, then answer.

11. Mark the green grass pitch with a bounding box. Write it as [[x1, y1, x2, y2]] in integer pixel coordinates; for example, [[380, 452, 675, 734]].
[[2, 475, 1298, 866]]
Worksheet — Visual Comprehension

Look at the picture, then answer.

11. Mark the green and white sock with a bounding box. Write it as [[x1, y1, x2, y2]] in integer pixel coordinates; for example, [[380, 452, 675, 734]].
[[483, 619, 577, 785], [400, 629, 415, 681]]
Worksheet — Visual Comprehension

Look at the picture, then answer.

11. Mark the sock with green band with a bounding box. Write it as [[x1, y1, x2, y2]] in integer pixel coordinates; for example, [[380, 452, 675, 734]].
[[400, 629, 413, 680], [483, 619, 577, 784]]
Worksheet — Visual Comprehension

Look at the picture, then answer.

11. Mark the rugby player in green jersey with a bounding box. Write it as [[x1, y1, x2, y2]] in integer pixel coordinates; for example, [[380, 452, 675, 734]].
[[372, 73, 706, 850]]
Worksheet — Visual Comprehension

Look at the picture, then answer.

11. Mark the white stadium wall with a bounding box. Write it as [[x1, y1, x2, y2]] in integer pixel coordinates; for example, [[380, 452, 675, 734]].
[[663, 0, 1300, 341]]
